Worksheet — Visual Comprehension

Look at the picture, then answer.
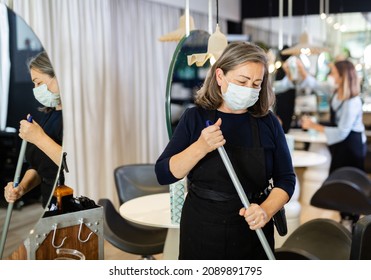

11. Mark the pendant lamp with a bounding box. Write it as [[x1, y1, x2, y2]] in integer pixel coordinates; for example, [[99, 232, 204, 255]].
[[282, 0, 329, 56], [187, 0, 227, 67], [158, 14, 195, 42], [280, 31, 330, 56]]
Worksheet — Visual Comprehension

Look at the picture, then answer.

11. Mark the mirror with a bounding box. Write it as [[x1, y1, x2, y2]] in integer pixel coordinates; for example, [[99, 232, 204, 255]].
[[0, 4, 62, 259], [165, 30, 210, 138]]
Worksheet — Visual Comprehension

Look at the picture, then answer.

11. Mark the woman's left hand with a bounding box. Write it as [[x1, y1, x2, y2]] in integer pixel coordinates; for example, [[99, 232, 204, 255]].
[[19, 117, 45, 145], [239, 203, 268, 230]]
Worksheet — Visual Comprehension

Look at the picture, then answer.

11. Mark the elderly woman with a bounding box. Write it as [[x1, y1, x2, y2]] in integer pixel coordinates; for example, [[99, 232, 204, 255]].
[[155, 42, 295, 260]]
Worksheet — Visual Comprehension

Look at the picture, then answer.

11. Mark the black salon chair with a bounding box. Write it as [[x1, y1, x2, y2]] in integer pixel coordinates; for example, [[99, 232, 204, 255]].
[[275, 218, 352, 260], [310, 167, 371, 231], [98, 198, 167, 259], [350, 215, 371, 259], [98, 163, 169, 259], [114, 163, 169, 205]]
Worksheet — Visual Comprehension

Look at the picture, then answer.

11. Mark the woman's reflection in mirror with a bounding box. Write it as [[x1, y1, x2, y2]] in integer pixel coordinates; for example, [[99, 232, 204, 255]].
[[3, 51, 63, 209]]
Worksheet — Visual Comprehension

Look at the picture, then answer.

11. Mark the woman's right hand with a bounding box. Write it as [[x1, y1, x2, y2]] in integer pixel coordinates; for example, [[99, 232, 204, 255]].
[[3, 182, 25, 203], [168, 119, 226, 179], [19, 116, 45, 145], [198, 118, 226, 154]]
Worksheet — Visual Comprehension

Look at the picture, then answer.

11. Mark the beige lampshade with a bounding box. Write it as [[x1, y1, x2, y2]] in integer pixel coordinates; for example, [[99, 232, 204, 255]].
[[158, 14, 195, 42], [281, 31, 330, 56], [187, 24, 228, 67]]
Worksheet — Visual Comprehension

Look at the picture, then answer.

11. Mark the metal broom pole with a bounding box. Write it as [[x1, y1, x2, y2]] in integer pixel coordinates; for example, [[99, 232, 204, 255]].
[[0, 116, 32, 259], [206, 120, 275, 260]]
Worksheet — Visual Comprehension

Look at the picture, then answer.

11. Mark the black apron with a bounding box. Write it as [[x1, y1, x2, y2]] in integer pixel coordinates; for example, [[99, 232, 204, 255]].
[[328, 97, 366, 174], [179, 111, 274, 260], [26, 110, 63, 208]]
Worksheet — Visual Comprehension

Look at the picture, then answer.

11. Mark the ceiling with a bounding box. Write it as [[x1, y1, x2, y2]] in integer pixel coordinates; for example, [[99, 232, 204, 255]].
[[241, 0, 371, 19]]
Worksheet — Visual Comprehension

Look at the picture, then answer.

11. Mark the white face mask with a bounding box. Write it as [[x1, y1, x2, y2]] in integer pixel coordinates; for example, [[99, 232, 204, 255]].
[[222, 79, 260, 111], [33, 83, 61, 107]]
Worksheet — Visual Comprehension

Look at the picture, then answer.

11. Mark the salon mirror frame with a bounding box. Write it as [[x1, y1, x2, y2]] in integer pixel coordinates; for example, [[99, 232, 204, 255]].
[[165, 29, 210, 139], [0, 4, 61, 259]]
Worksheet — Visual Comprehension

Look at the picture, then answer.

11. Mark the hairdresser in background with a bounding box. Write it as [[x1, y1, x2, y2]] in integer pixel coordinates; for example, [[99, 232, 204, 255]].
[[301, 60, 367, 174], [3, 51, 63, 208]]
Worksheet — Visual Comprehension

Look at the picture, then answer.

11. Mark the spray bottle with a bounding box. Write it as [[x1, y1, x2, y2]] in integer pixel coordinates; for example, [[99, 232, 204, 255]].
[[52, 152, 73, 213]]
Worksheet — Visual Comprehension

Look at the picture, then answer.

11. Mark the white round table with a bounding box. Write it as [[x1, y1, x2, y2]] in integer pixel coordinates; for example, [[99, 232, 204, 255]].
[[291, 150, 327, 168], [119, 193, 180, 260], [288, 129, 330, 187], [274, 149, 327, 248], [287, 129, 339, 224], [287, 128, 327, 144]]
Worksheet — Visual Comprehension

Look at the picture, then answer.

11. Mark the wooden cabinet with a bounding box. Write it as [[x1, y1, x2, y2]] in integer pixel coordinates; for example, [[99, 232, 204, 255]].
[[7, 206, 104, 260]]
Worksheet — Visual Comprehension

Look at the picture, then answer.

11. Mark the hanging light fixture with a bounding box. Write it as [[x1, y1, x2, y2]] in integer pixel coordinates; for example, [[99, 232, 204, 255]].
[[158, 0, 195, 42], [280, 31, 330, 56], [187, 0, 228, 67], [281, 0, 329, 56]]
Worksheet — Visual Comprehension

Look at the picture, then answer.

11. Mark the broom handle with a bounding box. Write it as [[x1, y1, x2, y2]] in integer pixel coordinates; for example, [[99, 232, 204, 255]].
[[206, 120, 275, 260], [0, 115, 33, 259]]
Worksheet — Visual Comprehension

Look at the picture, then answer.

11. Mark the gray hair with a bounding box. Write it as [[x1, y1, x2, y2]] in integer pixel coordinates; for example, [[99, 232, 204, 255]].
[[194, 41, 275, 117], [27, 51, 55, 77]]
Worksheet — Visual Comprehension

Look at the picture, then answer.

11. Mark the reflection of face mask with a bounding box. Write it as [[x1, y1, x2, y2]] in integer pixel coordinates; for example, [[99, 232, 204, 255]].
[[33, 83, 61, 107], [222, 79, 260, 111], [327, 75, 338, 90]]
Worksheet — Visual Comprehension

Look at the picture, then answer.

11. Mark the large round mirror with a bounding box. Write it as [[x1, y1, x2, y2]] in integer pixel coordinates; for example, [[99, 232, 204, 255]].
[[0, 4, 62, 259], [165, 30, 210, 138]]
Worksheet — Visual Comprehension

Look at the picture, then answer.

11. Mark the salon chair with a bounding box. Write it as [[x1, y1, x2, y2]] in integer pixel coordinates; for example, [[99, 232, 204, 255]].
[[275, 218, 352, 260], [350, 215, 371, 259], [98, 198, 167, 259], [114, 163, 169, 205], [98, 163, 169, 259], [310, 167, 371, 231]]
